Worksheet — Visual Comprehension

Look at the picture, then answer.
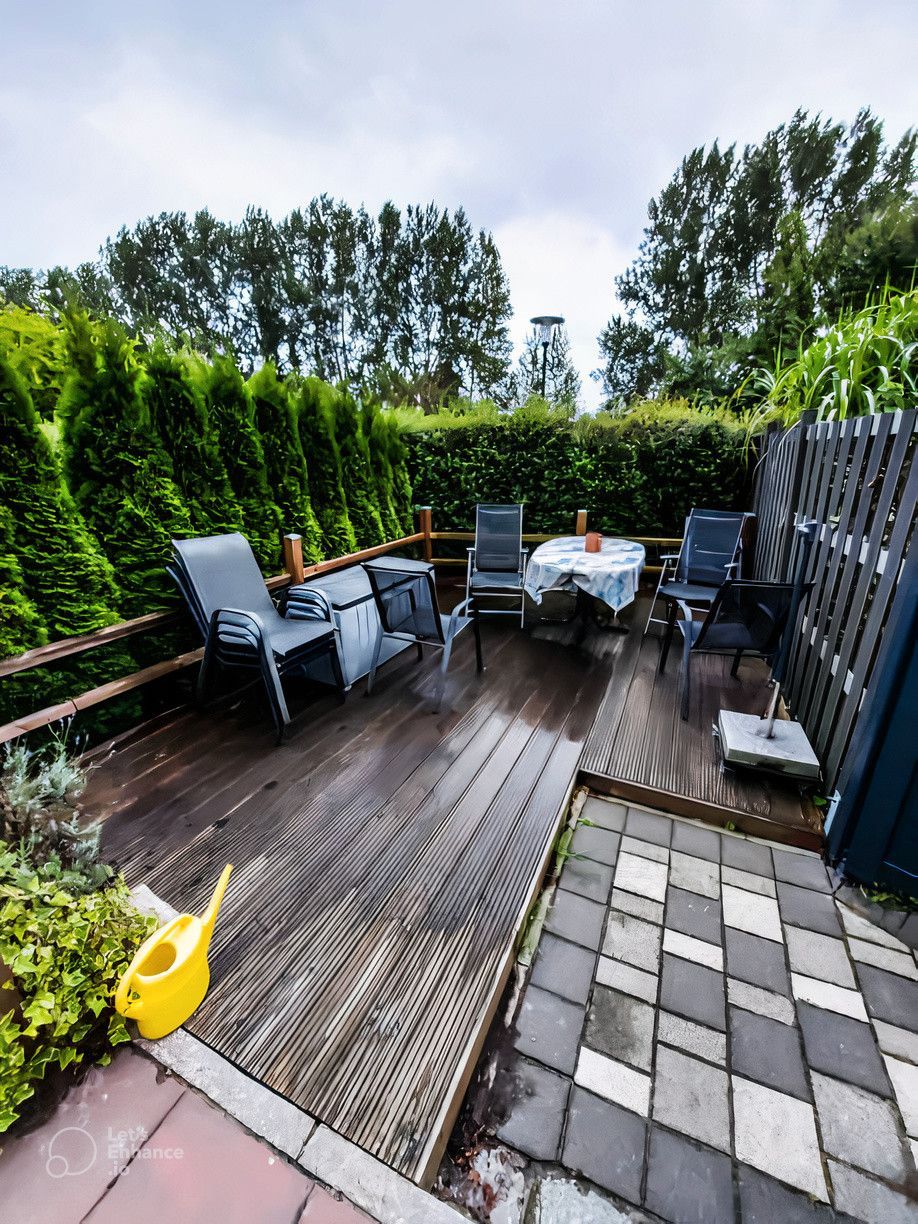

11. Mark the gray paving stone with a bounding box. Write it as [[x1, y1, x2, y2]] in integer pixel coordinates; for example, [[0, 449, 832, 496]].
[[546, 889, 607, 950], [558, 856, 614, 905], [849, 936, 918, 980], [727, 977, 796, 1025], [528, 1178, 632, 1224], [723, 883, 783, 942], [495, 1056, 570, 1161], [610, 887, 664, 925], [571, 824, 621, 867], [561, 1086, 646, 1204], [737, 1164, 856, 1224], [513, 985, 584, 1076], [585, 986, 655, 1072], [669, 850, 720, 899], [657, 1011, 727, 1066], [670, 820, 721, 862], [776, 881, 842, 938], [595, 958, 658, 1004], [883, 1053, 918, 1138], [602, 909, 662, 973], [661, 953, 725, 1031], [620, 835, 669, 864], [575, 1047, 651, 1116], [720, 834, 773, 876], [797, 1001, 892, 1097], [644, 1127, 733, 1224], [857, 963, 918, 1032], [651, 1045, 730, 1152], [624, 807, 673, 847], [873, 1019, 918, 1065], [733, 1077, 827, 1200], [785, 926, 856, 988], [665, 885, 722, 944], [812, 1072, 910, 1180], [829, 1159, 916, 1224], [721, 864, 777, 897], [730, 1006, 811, 1099], [772, 848, 832, 892], [531, 933, 596, 1005], [725, 927, 791, 996], [614, 852, 668, 903], [581, 796, 628, 832]]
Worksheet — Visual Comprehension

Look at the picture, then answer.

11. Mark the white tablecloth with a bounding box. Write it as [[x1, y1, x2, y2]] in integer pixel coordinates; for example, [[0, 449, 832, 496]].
[[524, 536, 646, 613]]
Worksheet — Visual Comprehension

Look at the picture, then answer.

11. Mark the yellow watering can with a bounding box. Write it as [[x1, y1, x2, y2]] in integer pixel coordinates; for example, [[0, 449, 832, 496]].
[[116, 864, 232, 1040]]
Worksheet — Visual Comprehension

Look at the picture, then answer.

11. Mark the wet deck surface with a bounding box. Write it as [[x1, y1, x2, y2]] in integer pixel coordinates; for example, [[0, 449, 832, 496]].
[[581, 600, 817, 847], [87, 620, 615, 1183]]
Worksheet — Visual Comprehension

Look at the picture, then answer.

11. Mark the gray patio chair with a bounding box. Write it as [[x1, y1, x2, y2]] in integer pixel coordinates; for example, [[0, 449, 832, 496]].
[[645, 509, 751, 654], [464, 503, 528, 628], [364, 556, 482, 708], [661, 579, 798, 720], [170, 533, 344, 741]]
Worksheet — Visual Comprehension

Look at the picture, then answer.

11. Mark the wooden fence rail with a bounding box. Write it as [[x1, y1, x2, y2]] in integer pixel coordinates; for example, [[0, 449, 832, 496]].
[[753, 408, 917, 791]]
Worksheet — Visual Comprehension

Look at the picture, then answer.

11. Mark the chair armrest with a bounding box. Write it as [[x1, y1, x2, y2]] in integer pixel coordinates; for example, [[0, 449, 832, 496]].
[[660, 553, 680, 561]]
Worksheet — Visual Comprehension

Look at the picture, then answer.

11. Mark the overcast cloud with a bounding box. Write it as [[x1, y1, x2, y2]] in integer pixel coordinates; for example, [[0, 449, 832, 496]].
[[3, 1, 916, 405]]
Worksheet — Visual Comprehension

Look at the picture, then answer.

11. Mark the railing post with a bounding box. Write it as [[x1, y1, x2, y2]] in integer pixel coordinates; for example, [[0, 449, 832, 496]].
[[283, 533, 305, 584], [575, 508, 588, 536], [418, 506, 433, 563]]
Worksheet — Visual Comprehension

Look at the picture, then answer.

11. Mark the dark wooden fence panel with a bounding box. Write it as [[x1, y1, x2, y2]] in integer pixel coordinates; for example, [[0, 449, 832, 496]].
[[753, 408, 917, 792]]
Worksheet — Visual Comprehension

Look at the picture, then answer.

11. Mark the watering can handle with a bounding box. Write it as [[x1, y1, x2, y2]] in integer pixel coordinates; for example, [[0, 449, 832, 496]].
[[115, 915, 185, 1017]]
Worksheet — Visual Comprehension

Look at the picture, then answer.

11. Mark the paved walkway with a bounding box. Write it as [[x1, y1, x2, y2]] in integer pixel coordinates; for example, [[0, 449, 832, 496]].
[[0, 1048, 373, 1224], [488, 797, 918, 1223]]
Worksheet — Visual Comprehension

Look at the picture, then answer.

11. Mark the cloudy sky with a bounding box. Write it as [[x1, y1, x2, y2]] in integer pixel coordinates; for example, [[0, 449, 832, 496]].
[[3, 2, 916, 405]]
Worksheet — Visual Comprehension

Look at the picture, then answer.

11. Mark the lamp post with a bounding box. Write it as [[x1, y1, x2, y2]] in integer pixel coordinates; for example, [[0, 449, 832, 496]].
[[529, 315, 565, 398]]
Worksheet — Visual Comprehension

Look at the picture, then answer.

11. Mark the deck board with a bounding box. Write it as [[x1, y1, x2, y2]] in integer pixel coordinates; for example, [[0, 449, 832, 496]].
[[580, 599, 819, 846], [89, 621, 615, 1182]]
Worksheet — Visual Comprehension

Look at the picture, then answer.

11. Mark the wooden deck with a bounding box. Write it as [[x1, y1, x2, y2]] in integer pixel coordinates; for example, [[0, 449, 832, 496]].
[[87, 620, 615, 1184], [580, 598, 820, 848]]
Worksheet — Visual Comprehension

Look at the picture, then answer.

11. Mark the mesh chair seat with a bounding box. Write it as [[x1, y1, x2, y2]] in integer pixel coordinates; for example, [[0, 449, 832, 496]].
[[471, 570, 524, 591], [659, 580, 721, 603]]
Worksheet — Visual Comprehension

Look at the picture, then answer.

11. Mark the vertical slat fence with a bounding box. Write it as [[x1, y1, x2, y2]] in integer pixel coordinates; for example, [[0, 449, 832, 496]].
[[753, 408, 917, 792]]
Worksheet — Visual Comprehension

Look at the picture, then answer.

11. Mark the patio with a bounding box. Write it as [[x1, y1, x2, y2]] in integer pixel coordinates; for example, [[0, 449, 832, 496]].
[[78, 599, 809, 1193]]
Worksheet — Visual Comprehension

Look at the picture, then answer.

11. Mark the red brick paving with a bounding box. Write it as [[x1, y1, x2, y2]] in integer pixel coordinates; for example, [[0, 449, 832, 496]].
[[0, 1048, 375, 1223]]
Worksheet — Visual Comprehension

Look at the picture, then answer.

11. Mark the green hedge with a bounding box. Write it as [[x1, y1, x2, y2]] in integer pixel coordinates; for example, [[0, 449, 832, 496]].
[[400, 399, 752, 536]]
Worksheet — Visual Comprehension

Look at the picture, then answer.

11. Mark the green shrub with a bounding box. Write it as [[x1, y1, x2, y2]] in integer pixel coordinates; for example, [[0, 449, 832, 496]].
[[334, 390, 386, 548], [293, 377, 357, 557], [58, 314, 194, 617], [362, 399, 403, 540], [143, 344, 243, 538], [402, 398, 751, 536], [202, 353, 285, 571], [0, 506, 47, 727], [0, 839, 154, 1131], [247, 364, 324, 562]]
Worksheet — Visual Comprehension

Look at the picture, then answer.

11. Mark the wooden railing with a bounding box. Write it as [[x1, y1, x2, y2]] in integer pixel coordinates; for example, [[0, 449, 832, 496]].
[[0, 510, 679, 744]]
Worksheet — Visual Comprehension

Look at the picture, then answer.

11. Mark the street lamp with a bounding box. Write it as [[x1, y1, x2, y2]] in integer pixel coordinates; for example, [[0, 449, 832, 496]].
[[529, 315, 565, 398]]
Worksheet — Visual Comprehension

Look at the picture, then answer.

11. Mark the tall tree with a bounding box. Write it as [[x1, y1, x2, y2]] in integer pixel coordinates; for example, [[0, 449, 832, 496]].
[[598, 109, 917, 403], [293, 377, 357, 557], [514, 325, 581, 407]]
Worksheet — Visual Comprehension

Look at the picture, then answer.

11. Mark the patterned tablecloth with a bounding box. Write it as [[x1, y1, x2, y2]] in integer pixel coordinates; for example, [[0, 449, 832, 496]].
[[524, 535, 646, 613]]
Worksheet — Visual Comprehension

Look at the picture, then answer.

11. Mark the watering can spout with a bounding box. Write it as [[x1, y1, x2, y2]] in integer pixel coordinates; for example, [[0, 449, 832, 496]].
[[201, 863, 233, 941]]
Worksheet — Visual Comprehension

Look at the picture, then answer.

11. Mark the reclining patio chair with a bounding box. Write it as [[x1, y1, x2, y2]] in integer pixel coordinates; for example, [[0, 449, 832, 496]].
[[170, 533, 344, 741], [660, 579, 797, 720], [465, 503, 528, 628], [645, 508, 751, 657], [364, 556, 482, 709]]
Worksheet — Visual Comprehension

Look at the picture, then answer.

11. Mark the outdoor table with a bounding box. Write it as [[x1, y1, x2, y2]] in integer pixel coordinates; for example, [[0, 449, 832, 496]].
[[524, 535, 646, 631]]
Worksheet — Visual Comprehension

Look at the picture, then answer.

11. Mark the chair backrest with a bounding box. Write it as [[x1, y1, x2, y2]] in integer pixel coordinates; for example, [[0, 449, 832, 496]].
[[695, 580, 798, 656], [475, 504, 523, 572], [172, 534, 278, 637], [363, 557, 445, 643], [678, 509, 748, 587]]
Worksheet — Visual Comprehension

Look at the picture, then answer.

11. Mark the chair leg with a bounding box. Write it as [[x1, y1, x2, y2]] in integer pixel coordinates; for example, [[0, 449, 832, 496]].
[[262, 657, 290, 743], [680, 634, 692, 721], [365, 625, 385, 696], [328, 638, 346, 693], [473, 603, 484, 672], [196, 638, 217, 704], [643, 563, 668, 636], [730, 649, 743, 679], [416, 642, 424, 663], [659, 601, 677, 673]]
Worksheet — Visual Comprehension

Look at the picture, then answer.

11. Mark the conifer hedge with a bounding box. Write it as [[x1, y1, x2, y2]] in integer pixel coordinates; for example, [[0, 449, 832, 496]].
[[333, 391, 386, 548], [293, 378, 357, 557], [247, 364, 324, 563], [58, 315, 195, 618], [203, 354, 285, 570]]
